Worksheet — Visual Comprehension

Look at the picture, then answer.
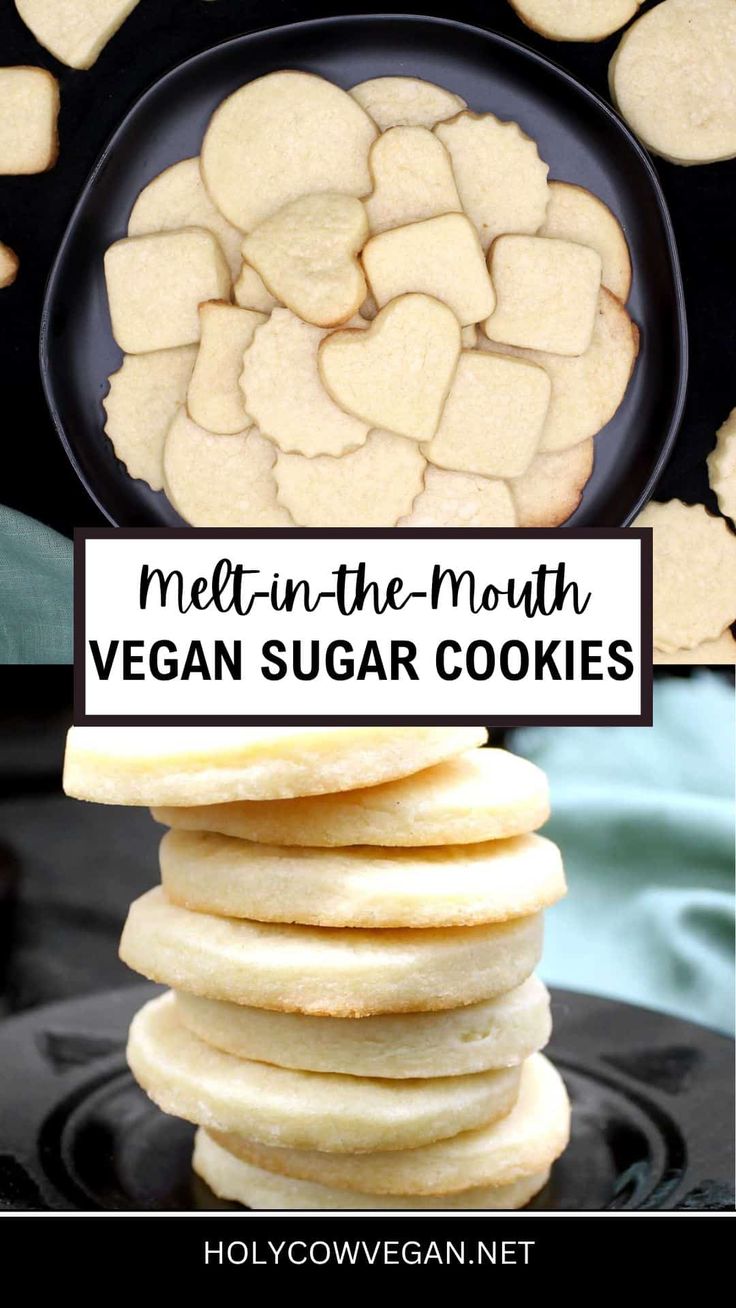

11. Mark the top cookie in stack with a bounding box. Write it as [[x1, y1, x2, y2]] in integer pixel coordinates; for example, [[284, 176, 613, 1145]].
[[64, 726, 570, 1210], [102, 71, 639, 529]]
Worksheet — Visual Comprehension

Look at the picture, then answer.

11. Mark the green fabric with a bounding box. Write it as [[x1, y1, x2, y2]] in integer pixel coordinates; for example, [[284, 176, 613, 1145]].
[[0, 507, 72, 664], [513, 672, 735, 1035]]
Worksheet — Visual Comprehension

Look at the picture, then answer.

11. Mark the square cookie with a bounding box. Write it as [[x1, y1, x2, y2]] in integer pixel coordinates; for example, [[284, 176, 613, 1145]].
[[484, 235, 602, 356], [104, 229, 231, 354], [363, 213, 494, 327], [0, 67, 59, 175]]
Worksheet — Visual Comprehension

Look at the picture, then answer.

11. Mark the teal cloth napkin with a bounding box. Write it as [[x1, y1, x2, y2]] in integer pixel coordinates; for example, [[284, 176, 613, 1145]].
[[0, 507, 73, 664], [513, 672, 735, 1035]]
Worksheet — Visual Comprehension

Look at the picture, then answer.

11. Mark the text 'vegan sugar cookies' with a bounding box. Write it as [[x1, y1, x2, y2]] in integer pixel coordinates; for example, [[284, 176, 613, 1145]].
[[64, 725, 488, 806], [0, 67, 59, 175], [350, 77, 466, 131], [104, 229, 231, 354], [201, 71, 377, 231], [103, 346, 197, 491], [274, 430, 427, 528], [632, 499, 736, 652], [175, 976, 552, 1078], [434, 112, 549, 251], [422, 350, 550, 478], [610, 0, 736, 165], [318, 294, 461, 442], [362, 213, 495, 327], [242, 193, 368, 328], [187, 303, 265, 435], [485, 235, 602, 357]]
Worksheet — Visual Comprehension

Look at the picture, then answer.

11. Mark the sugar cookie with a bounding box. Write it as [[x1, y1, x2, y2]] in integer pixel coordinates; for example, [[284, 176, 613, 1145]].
[[707, 408, 736, 525], [103, 346, 197, 491], [163, 411, 289, 528], [201, 71, 377, 231], [241, 309, 370, 457], [194, 1130, 550, 1210], [365, 126, 461, 235], [632, 500, 736, 651], [485, 235, 602, 357], [0, 67, 59, 174], [434, 112, 549, 251], [104, 229, 231, 354], [319, 295, 461, 442], [509, 1, 640, 43], [610, 0, 736, 165], [187, 303, 265, 434], [127, 993, 521, 1153], [160, 829, 565, 928], [176, 976, 551, 1079], [398, 468, 517, 528], [350, 77, 466, 131], [510, 441, 595, 527], [653, 631, 736, 664], [0, 243, 19, 288], [213, 1052, 569, 1195], [153, 746, 550, 848], [118, 888, 542, 1015], [481, 288, 639, 450], [234, 262, 279, 312], [362, 213, 495, 326], [15, 0, 139, 69], [539, 182, 632, 302], [242, 193, 367, 327], [422, 350, 550, 478], [64, 725, 488, 806], [274, 430, 426, 527], [128, 157, 243, 280], [462, 324, 478, 348]]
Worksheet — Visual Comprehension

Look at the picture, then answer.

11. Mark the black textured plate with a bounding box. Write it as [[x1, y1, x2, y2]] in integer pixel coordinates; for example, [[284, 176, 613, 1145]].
[[40, 14, 686, 529], [0, 985, 732, 1212]]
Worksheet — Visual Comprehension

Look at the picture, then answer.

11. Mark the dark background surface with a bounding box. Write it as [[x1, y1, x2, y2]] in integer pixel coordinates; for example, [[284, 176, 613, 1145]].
[[0, 0, 734, 536]]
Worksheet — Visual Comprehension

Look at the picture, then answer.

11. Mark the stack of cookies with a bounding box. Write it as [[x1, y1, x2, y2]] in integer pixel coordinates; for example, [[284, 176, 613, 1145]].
[[63, 725, 570, 1210]]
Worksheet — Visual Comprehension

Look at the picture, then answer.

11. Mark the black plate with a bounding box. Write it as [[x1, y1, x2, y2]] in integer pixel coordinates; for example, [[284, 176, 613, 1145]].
[[40, 14, 686, 530], [0, 984, 732, 1212]]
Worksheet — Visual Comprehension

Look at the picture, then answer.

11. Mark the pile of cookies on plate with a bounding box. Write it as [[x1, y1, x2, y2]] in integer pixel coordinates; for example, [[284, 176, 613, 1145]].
[[102, 70, 640, 529], [63, 725, 570, 1210]]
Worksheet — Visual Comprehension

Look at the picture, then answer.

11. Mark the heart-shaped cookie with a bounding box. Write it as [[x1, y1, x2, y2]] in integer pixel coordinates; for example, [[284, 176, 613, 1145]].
[[318, 294, 461, 442], [242, 193, 369, 328]]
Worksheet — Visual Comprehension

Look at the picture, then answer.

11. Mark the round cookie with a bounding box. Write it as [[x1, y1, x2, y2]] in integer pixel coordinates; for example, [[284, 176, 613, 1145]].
[[365, 126, 461, 235], [510, 1, 640, 42], [510, 441, 595, 527], [707, 408, 736, 526], [176, 975, 552, 1079], [538, 181, 632, 302], [480, 288, 639, 451], [609, 0, 736, 165], [632, 500, 736, 651], [201, 71, 377, 231], [102, 346, 197, 491], [241, 309, 370, 458], [653, 631, 736, 665], [118, 887, 543, 1016], [152, 746, 550, 848], [159, 828, 566, 928], [318, 295, 461, 442], [128, 157, 243, 279], [349, 77, 466, 131], [162, 410, 291, 528], [64, 724, 488, 806], [398, 467, 517, 527], [241, 193, 368, 328], [128, 993, 522, 1153], [212, 1052, 570, 1195], [274, 430, 426, 527], [194, 1131, 550, 1211], [434, 112, 549, 251]]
